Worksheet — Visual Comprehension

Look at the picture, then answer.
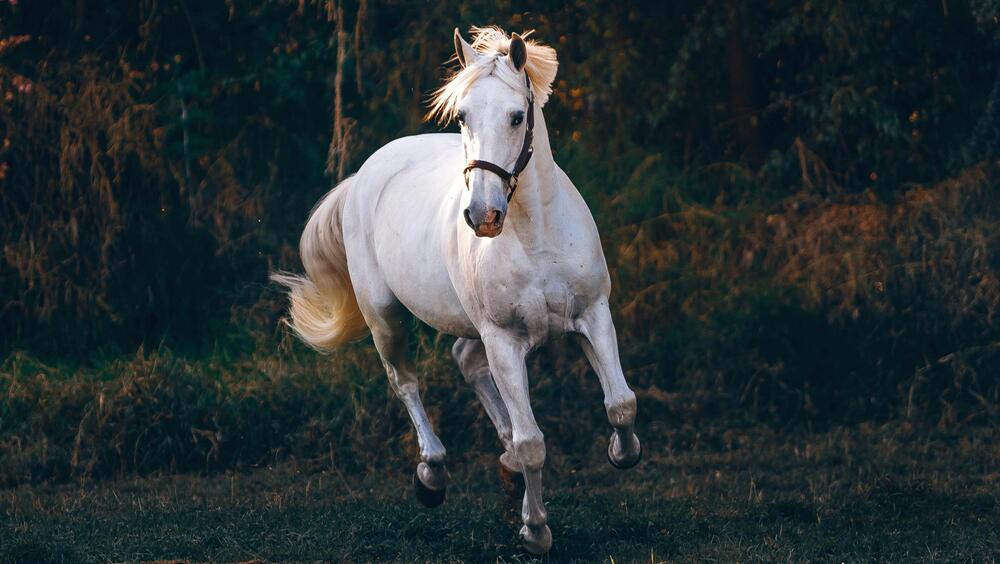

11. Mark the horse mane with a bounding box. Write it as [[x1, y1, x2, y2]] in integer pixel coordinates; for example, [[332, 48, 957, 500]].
[[426, 26, 558, 124]]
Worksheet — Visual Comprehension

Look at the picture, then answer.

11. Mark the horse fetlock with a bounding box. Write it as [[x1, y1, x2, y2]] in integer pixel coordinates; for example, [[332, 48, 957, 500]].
[[513, 436, 546, 470], [522, 506, 548, 529], [606, 390, 637, 428], [422, 446, 446, 465]]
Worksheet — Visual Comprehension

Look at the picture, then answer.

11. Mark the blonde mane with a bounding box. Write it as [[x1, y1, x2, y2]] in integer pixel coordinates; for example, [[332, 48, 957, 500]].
[[426, 26, 558, 124]]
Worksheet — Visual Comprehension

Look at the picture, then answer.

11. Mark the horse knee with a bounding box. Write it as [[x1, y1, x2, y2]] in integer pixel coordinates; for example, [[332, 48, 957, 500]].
[[606, 390, 637, 428], [514, 435, 546, 470]]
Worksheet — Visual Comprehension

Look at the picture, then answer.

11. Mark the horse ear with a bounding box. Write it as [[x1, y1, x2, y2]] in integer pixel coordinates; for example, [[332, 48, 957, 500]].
[[454, 28, 476, 68], [508, 32, 527, 71]]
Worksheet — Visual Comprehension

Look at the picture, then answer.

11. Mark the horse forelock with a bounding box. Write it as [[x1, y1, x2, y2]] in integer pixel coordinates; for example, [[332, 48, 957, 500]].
[[426, 26, 558, 124]]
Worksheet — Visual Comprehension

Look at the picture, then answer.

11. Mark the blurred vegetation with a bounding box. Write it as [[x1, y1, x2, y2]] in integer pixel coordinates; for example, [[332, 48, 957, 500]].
[[1, 0, 999, 485]]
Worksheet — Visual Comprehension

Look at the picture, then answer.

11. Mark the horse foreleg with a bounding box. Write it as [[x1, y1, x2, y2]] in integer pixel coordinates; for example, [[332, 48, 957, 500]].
[[575, 302, 642, 469], [482, 332, 551, 555]]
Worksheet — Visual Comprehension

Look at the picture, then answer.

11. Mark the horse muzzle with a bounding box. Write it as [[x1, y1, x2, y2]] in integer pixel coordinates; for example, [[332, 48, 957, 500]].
[[464, 206, 505, 238]]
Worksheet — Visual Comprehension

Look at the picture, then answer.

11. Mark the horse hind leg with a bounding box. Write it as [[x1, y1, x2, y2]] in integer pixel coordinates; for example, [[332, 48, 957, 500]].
[[452, 338, 517, 470], [345, 235, 450, 507], [363, 299, 449, 507], [453, 337, 524, 511]]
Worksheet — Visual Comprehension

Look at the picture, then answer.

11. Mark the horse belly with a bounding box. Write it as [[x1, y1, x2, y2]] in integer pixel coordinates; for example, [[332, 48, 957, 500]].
[[386, 257, 478, 338]]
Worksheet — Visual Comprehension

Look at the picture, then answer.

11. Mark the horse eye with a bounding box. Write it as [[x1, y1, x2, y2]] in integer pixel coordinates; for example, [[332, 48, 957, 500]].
[[511, 112, 524, 127], [456, 111, 466, 125]]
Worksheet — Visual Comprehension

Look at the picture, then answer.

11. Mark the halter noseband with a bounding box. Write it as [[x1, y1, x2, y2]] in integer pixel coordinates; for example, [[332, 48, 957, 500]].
[[462, 74, 535, 203]]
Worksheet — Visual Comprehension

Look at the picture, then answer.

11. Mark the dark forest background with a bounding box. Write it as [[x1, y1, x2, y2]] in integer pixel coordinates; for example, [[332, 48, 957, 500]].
[[1, 0, 998, 485]]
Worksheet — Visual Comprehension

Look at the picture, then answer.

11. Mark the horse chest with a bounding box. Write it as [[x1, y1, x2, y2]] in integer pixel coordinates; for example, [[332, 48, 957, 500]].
[[478, 257, 596, 344]]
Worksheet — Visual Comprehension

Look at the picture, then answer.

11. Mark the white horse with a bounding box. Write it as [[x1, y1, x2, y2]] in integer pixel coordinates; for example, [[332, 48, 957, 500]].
[[273, 26, 641, 554]]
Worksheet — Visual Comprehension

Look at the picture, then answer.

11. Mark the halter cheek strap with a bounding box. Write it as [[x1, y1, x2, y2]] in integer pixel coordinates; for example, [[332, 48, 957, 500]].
[[463, 74, 535, 203]]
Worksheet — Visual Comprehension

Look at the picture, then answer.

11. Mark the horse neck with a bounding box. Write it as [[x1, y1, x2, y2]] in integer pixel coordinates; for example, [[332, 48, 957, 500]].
[[506, 107, 557, 250]]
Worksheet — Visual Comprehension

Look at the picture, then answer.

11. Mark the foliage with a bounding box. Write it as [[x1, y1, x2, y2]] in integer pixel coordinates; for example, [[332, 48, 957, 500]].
[[0, 0, 998, 485]]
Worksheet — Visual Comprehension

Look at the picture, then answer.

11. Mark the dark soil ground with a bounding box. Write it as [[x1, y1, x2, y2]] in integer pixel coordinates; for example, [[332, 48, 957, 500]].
[[2, 422, 996, 563]]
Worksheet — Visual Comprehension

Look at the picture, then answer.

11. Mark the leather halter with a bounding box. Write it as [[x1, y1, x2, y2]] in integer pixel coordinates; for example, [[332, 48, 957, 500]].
[[462, 74, 535, 203]]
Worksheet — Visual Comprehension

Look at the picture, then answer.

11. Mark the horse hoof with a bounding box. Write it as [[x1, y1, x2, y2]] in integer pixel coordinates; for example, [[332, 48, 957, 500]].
[[607, 432, 642, 470], [520, 524, 552, 555], [413, 472, 446, 508]]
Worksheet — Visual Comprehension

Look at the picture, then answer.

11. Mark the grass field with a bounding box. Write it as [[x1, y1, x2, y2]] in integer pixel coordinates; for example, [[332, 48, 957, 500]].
[[3, 421, 996, 563]]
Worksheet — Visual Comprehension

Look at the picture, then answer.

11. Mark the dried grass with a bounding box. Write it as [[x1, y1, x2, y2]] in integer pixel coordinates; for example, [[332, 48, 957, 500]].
[[1, 55, 268, 346]]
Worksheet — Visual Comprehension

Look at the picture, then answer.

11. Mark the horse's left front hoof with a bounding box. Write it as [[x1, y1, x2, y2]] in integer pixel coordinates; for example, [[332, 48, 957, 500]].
[[607, 432, 642, 470], [413, 472, 446, 508], [413, 462, 447, 508], [520, 524, 552, 555]]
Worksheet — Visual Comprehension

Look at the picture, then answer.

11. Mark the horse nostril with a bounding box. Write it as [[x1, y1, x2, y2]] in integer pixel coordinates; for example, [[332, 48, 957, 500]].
[[484, 210, 504, 226], [463, 208, 475, 229]]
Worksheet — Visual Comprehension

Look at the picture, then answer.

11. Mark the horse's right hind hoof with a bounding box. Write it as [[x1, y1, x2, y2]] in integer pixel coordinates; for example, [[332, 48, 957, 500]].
[[608, 432, 642, 470], [413, 472, 446, 508], [520, 524, 553, 555]]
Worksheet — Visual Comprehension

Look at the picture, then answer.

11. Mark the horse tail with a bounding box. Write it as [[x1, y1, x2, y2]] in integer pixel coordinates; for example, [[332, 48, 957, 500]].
[[271, 177, 369, 351]]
